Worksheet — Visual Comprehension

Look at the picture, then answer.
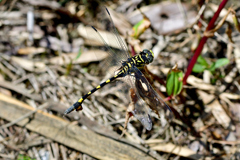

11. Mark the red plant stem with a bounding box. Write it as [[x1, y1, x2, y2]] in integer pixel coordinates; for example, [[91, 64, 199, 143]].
[[182, 0, 229, 85], [164, 96, 172, 102], [130, 45, 137, 56]]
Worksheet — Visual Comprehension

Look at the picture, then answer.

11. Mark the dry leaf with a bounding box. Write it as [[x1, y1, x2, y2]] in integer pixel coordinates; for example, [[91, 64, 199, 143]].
[[197, 90, 231, 129], [18, 47, 46, 55], [49, 50, 108, 65], [187, 75, 216, 91], [11, 57, 46, 72], [151, 142, 202, 160], [78, 25, 127, 50], [128, 2, 197, 35]]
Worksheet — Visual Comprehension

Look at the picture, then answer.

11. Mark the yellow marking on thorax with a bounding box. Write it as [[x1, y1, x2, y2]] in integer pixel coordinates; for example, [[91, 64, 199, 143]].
[[132, 58, 136, 64], [139, 55, 144, 62], [106, 79, 111, 83], [78, 98, 83, 103]]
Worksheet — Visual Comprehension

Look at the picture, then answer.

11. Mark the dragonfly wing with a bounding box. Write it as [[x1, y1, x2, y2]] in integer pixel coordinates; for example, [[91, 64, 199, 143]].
[[105, 8, 131, 58], [131, 99, 153, 130], [132, 67, 174, 121], [83, 8, 131, 77], [124, 74, 153, 130]]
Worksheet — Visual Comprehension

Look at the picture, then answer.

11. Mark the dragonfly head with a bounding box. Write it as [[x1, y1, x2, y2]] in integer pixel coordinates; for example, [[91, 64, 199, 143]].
[[140, 49, 154, 64]]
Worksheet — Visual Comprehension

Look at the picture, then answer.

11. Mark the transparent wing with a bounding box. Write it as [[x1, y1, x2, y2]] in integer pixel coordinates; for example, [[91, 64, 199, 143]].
[[132, 67, 174, 120], [104, 8, 131, 59], [82, 8, 131, 76], [130, 96, 153, 130], [83, 25, 121, 67], [123, 74, 153, 130]]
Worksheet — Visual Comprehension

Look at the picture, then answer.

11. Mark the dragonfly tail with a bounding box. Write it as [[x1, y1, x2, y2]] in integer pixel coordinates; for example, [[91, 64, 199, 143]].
[[64, 102, 82, 115]]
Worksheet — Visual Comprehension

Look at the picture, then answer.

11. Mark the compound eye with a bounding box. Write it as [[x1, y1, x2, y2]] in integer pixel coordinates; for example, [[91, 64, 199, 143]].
[[143, 49, 148, 53], [148, 56, 153, 63]]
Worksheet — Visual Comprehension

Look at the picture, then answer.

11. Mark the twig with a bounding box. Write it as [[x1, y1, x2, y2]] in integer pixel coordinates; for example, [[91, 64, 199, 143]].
[[183, 0, 229, 85]]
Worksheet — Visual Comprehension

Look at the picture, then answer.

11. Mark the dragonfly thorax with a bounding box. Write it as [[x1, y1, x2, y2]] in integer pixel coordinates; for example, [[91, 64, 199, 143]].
[[130, 49, 154, 69], [117, 49, 153, 76]]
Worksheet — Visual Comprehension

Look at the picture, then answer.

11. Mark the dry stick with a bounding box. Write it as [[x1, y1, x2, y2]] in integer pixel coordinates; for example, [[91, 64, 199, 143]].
[[8, 0, 17, 12], [182, 0, 229, 85], [176, 0, 188, 26], [0, 94, 158, 160], [0, 102, 51, 129], [199, 15, 237, 48], [204, 7, 234, 37]]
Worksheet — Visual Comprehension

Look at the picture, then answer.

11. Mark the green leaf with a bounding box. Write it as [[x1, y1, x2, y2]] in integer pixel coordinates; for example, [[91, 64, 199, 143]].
[[209, 58, 229, 72], [192, 64, 206, 73], [214, 58, 229, 69], [197, 55, 208, 67], [17, 154, 35, 160], [131, 12, 151, 39], [173, 72, 183, 96], [209, 63, 216, 72], [166, 69, 183, 96], [166, 72, 174, 96], [74, 48, 82, 60]]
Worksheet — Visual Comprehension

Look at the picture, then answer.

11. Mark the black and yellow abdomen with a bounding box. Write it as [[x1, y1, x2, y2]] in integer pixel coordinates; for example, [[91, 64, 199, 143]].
[[64, 62, 130, 114]]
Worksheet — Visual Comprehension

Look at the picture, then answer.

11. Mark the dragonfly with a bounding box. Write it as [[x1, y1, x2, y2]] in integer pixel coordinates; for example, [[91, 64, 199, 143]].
[[64, 7, 173, 130]]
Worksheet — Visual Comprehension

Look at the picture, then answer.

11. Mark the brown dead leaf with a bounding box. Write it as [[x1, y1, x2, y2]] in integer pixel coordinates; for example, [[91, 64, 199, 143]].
[[220, 93, 240, 100], [130, 9, 151, 39], [107, 8, 132, 36], [49, 50, 108, 65], [78, 25, 127, 50], [151, 142, 202, 160], [0, 80, 42, 101], [11, 57, 46, 72], [18, 47, 46, 55], [187, 75, 216, 91], [197, 90, 231, 129], [128, 2, 197, 35]]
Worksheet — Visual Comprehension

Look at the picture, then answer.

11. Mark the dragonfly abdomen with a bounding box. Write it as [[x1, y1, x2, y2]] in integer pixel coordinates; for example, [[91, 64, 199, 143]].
[[64, 70, 125, 115]]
